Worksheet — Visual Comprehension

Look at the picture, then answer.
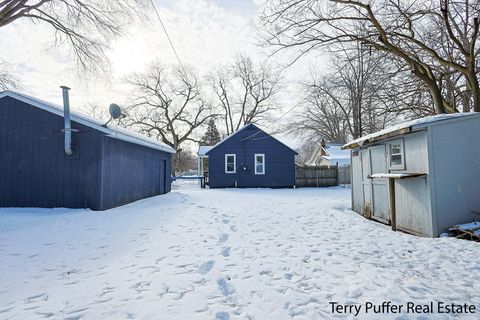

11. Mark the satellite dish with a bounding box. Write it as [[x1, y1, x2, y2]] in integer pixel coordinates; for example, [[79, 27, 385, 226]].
[[109, 103, 123, 119]]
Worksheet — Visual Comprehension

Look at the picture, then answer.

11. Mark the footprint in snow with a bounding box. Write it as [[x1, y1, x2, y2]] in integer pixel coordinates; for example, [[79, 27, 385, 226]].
[[217, 278, 234, 297], [215, 312, 230, 320], [221, 247, 231, 257], [198, 260, 215, 275], [219, 234, 229, 243], [230, 226, 238, 232]]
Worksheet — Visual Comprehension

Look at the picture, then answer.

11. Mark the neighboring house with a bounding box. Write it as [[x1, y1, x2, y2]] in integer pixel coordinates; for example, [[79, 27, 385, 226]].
[[343, 113, 480, 237], [197, 145, 213, 176], [304, 139, 351, 167], [205, 124, 297, 188], [0, 90, 176, 210]]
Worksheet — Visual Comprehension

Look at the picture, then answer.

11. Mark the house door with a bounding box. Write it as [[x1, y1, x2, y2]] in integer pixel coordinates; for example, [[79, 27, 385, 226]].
[[361, 149, 372, 217], [369, 146, 390, 223]]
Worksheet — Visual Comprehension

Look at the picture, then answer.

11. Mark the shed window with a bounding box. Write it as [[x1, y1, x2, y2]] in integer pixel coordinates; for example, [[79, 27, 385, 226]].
[[254, 154, 265, 175], [388, 140, 405, 170], [225, 154, 236, 173]]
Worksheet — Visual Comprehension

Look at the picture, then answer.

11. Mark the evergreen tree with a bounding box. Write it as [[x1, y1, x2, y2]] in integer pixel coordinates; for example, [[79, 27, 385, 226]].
[[200, 119, 221, 145]]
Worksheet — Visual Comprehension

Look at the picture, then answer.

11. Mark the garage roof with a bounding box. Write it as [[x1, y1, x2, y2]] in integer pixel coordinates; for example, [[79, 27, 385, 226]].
[[0, 91, 176, 154]]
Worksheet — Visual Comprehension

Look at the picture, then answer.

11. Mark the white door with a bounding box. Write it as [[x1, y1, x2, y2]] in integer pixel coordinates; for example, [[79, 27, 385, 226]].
[[360, 149, 372, 217], [369, 146, 390, 223]]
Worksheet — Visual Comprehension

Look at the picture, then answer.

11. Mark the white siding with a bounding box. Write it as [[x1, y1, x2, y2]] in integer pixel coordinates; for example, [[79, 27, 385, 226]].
[[402, 132, 429, 174], [387, 132, 432, 235], [351, 132, 432, 235], [351, 150, 363, 213], [395, 177, 432, 236], [348, 114, 480, 237]]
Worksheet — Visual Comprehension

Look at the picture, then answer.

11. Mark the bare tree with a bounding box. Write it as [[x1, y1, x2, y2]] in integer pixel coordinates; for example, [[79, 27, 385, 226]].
[[125, 62, 213, 171], [290, 44, 399, 142], [290, 77, 351, 143], [209, 54, 282, 135], [175, 150, 197, 174], [258, 0, 480, 113], [0, 61, 18, 90], [295, 143, 318, 166], [0, 0, 147, 74]]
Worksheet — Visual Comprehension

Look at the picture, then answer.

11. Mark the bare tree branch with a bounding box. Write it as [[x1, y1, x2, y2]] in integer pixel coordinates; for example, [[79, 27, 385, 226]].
[[124, 61, 216, 172]]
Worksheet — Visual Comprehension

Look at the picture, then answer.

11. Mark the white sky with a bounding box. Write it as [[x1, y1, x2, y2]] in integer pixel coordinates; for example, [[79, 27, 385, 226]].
[[1, 0, 328, 147]]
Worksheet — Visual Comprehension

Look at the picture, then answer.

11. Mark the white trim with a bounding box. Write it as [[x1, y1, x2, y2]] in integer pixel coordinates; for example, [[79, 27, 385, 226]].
[[388, 139, 405, 170], [0, 91, 176, 154], [254, 153, 265, 175], [343, 112, 480, 149], [225, 154, 236, 173], [198, 145, 213, 156]]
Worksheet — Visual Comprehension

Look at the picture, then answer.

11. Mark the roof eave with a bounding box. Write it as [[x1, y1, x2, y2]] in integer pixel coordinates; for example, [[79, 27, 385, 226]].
[[342, 127, 412, 150], [1, 91, 176, 154]]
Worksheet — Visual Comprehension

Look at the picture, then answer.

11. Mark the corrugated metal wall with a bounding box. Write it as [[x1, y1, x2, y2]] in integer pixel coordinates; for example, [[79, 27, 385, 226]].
[[208, 125, 296, 188]]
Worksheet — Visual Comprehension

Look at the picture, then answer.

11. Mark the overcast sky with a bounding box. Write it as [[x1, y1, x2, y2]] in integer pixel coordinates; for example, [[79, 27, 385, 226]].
[[1, 0, 327, 145]]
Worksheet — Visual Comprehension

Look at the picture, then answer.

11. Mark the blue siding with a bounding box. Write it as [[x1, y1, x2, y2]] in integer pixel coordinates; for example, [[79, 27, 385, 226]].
[[0, 96, 102, 209], [207, 124, 296, 188], [99, 136, 172, 210], [0, 95, 172, 210]]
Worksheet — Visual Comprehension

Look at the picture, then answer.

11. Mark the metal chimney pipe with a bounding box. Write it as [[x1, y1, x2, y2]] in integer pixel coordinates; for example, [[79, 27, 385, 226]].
[[61, 86, 73, 155]]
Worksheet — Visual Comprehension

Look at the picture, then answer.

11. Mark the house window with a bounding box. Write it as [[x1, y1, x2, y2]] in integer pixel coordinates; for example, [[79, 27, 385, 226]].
[[254, 154, 265, 175], [225, 154, 236, 173], [388, 139, 405, 170]]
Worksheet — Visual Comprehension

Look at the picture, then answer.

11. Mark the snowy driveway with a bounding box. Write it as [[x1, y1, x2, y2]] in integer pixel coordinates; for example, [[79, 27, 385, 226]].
[[0, 183, 479, 319]]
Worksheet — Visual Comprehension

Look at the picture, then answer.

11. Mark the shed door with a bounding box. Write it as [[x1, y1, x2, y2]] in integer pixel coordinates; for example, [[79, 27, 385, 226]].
[[159, 159, 166, 194], [369, 146, 390, 223], [361, 149, 372, 217]]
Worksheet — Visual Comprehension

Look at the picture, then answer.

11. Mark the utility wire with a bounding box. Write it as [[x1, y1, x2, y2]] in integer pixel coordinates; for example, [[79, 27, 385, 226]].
[[149, 0, 186, 73], [240, 96, 307, 142]]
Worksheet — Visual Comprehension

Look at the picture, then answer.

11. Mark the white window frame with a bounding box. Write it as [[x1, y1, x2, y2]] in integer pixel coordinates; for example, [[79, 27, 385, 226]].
[[254, 153, 265, 175], [388, 139, 405, 170], [225, 154, 236, 173]]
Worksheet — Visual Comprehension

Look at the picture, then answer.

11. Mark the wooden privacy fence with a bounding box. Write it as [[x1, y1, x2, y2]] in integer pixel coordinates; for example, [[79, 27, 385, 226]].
[[295, 164, 351, 187], [338, 165, 351, 184]]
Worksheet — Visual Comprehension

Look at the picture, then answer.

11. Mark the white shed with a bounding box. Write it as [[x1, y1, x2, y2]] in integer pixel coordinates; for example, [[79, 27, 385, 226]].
[[343, 113, 480, 237]]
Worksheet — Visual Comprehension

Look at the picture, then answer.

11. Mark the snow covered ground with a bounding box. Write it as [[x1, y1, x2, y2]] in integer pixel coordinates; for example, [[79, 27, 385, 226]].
[[0, 182, 479, 319]]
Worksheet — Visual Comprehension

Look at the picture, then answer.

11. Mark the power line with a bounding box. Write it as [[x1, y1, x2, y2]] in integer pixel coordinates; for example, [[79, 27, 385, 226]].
[[240, 96, 307, 142], [149, 0, 186, 72]]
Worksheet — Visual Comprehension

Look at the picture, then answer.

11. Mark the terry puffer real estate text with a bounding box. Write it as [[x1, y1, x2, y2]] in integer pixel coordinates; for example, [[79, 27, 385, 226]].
[[329, 301, 476, 317]]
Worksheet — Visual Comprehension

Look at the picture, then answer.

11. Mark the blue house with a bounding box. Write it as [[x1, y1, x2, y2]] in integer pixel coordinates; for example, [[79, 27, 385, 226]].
[[0, 90, 176, 210], [206, 124, 297, 188]]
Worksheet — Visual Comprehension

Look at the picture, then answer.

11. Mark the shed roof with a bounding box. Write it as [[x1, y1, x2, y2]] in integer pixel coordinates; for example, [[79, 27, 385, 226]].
[[342, 112, 480, 149], [205, 123, 297, 155], [198, 145, 213, 156], [0, 91, 176, 154]]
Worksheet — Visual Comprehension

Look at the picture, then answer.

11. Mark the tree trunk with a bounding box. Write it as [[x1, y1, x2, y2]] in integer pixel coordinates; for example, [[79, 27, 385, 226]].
[[429, 82, 448, 114], [467, 72, 480, 112]]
